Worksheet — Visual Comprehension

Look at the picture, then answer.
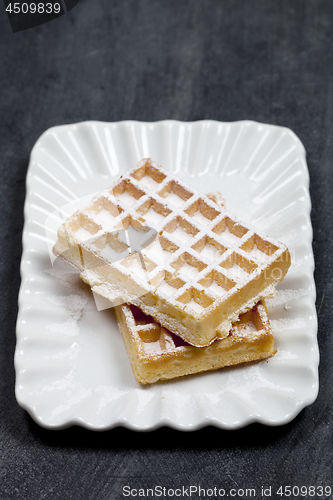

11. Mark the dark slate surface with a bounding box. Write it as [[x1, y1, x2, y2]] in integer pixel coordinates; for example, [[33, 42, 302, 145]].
[[1, 1, 332, 498]]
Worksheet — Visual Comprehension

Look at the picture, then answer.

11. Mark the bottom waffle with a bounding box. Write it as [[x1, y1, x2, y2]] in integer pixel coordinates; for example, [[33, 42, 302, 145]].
[[115, 300, 276, 384]]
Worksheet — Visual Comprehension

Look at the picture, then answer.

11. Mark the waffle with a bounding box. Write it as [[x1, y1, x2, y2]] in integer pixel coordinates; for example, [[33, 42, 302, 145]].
[[115, 301, 275, 384], [54, 158, 290, 347]]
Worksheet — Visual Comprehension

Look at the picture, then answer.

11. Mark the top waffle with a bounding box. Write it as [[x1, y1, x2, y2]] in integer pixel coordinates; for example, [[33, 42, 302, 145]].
[[54, 158, 291, 346]]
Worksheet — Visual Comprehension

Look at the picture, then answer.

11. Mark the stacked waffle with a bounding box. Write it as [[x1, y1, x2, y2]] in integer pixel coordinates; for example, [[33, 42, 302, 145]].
[[54, 159, 290, 384]]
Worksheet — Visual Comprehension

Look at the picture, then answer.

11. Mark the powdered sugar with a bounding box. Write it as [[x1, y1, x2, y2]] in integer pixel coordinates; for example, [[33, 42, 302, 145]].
[[229, 263, 249, 280], [145, 239, 172, 263], [248, 244, 269, 261], [270, 317, 307, 332], [144, 208, 165, 224], [158, 280, 177, 297], [96, 208, 117, 225], [45, 267, 89, 337], [193, 211, 210, 225], [187, 300, 205, 314], [232, 321, 257, 339], [200, 244, 223, 261], [143, 340, 162, 354], [266, 288, 308, 308], [207, 363, 295, 404], [172, 226, 192, 243], [164, 192, 184, 207], [208, 281, 225, 295], [179, 263, 199, 279], [75, 227, 92, 241]]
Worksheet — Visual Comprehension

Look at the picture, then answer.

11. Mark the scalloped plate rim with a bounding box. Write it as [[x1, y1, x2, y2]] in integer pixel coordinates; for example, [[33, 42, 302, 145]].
[[16, 119, 318, 431]]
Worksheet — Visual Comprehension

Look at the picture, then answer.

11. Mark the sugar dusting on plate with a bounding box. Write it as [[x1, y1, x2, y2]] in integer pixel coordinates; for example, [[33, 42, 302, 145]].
[[45, 268, 89, 336], [266, 288, 308, 308]]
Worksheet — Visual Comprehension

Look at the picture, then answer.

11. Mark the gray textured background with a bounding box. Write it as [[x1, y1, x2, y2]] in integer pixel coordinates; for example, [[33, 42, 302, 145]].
[[1, 1, 332, 498]]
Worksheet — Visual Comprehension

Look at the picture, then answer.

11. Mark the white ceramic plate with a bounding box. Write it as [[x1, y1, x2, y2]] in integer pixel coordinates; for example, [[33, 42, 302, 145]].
[[15, 120, 318, 430]]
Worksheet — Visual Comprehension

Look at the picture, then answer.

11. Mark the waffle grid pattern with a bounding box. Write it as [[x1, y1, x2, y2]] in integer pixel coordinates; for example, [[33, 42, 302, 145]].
[[63, 159, 287, 318], [129, 303, 269, 354], [116, 301, 275, 384]]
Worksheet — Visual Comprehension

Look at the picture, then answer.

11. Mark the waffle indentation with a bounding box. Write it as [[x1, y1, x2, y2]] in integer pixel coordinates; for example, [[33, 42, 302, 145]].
[[90, 196, 123, 225], [199, 269, 236, 297], [192, 236, 227, 262], [144, 236, 179, 264], [131, 160, 167, 189], [219, 252, 257, 281], [164, 216, 199, 243], [158, 180, 194, 207], [73, 213, 102, 242], [130, 305, 155, 326], [171, 252, 207, 280], [138, 325, 161, 343], [112, 179, 145, 207], [136, 198, 171, 225], [89, 232, 129, 262], [177, 287, 214, 314], [241, 234, 278, 261], [213, 216, 248, 244], [158, 272, 185, 297], [185, 198, 220, 225], [120, 254, 157, 280]]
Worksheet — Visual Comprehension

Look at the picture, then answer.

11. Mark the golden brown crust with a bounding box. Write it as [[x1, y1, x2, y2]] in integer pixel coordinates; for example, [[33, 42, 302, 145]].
[[115, 301, 275, 384]]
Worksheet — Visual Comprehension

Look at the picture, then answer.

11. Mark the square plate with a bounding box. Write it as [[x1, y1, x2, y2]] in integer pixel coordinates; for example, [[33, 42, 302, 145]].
[[15, 120, 318, 430]]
